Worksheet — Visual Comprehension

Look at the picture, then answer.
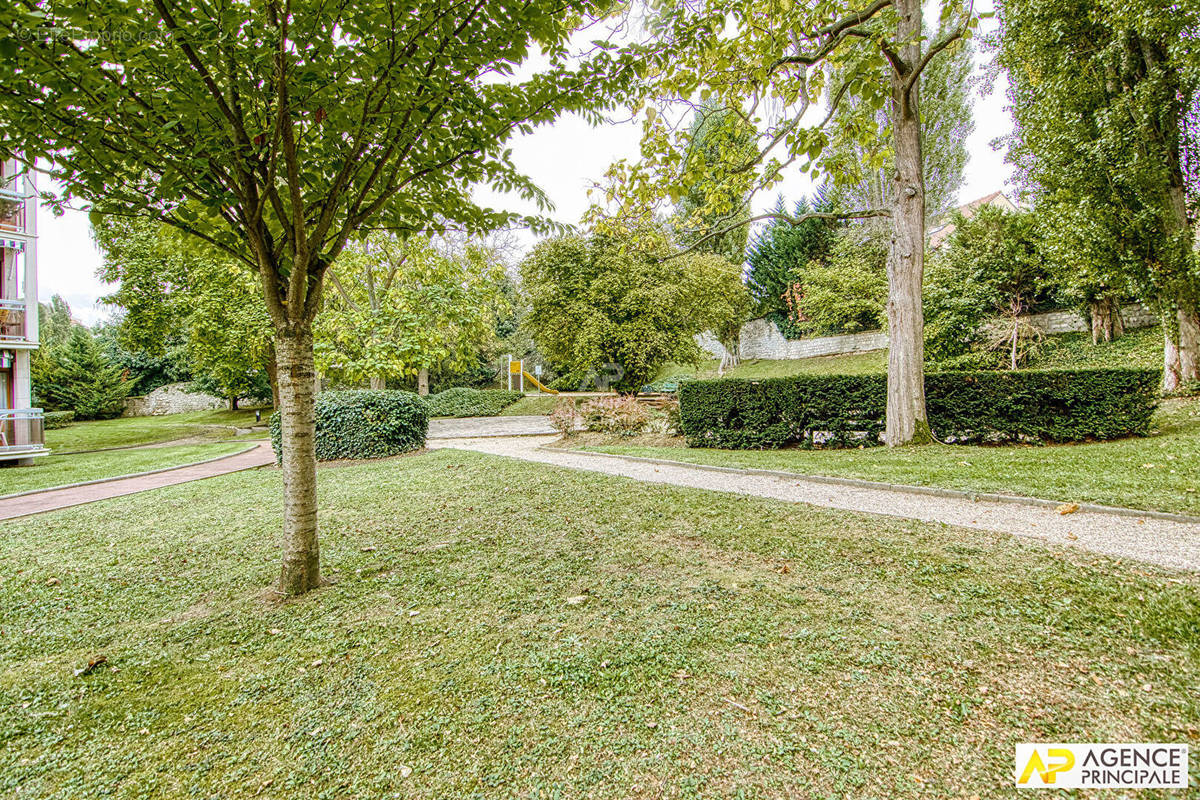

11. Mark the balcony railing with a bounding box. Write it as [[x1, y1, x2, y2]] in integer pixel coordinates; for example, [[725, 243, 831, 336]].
[[0, 409, 46, 456], [0, 300, 27, 342]]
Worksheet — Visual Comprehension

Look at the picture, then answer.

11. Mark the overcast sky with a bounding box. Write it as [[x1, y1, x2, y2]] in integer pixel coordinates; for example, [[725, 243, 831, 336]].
[[37, 8, 1014, 327]]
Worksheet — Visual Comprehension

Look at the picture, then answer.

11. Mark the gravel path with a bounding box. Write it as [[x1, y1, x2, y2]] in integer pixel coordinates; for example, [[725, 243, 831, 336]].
[[428, 415, 556, 439], [429, 435, 1200, 573], [0, 441, 275, 521]]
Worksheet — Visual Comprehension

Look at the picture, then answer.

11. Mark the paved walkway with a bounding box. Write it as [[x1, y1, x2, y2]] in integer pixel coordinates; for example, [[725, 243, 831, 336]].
[[0, 441, 276, 521], [429, 435, 1200, 573]]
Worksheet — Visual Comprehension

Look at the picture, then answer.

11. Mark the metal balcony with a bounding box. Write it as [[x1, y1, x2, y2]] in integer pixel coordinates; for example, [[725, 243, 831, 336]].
[[0, 408, 47, 459], [0, 300, 28, 343]]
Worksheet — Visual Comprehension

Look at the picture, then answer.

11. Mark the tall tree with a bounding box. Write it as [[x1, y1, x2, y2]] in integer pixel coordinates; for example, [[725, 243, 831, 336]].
[[0, 0, 623, 594], [745, 192, 838, 315], [670, 102, 756, 264], [603, 0, 980, 444], [315, 234, 507, 395], [822, 21, 974, 219], [997, 0, 1200, 390]]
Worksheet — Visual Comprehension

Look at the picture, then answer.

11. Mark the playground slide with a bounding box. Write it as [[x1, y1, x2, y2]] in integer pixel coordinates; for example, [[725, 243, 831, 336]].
[[521, 371, 559, 395]]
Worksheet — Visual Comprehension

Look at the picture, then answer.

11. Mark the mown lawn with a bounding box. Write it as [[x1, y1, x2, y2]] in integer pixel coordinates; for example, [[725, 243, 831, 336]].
[[580, 396, 1200, 517], [0, 442, 251, 496], [1, 449, 1196, 798], [46, 408, 271, 452]]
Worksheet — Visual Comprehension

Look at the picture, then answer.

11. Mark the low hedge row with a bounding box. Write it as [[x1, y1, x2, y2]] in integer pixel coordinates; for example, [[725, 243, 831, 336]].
[[43, 410, 76, 429], [423, 387, 523, 418], [678, 369, 1159, 449], [270, 390, 427, 462]]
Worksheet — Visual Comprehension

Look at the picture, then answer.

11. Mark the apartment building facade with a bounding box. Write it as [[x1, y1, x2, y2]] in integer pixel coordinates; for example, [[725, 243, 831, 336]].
[[0, 157, 47, 464]]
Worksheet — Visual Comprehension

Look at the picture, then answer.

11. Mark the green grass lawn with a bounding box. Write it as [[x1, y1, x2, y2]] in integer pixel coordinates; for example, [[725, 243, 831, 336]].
[[1, 449, 1196, 798], [46, 408, 270, 452], [579, 395, 1200, 517], [0, 442, 251, 496]]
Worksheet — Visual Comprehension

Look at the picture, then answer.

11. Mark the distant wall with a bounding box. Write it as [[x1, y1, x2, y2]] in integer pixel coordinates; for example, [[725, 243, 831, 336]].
[[123, 382, 227, 417], [696, 303, 1158, 363]]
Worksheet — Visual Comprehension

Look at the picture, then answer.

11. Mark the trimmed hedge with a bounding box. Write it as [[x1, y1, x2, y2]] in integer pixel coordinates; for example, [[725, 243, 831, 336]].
[[678, 369, 1159, 449], [270, 390, 428, 462], [423, 387, 523, 418], [43, 410, 76, 429]]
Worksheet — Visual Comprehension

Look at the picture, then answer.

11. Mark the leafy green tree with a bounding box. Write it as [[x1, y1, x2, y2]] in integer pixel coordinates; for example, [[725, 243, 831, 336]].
[[602, 0, 981, 444], [521, 229, 740, 392], [782, 226, 887, 337], [30, 295, 77, 399], [746, 193, 838, 315], [316, 234, 507, 395], [0, 0, 622, 594], [997, 0, 1200, 390], [93, 320, 191, 396], [670, 102, 756, 264], [822, 22, 974, 220], [38, 327, 137, 420], [924, 206, 1054, 368]]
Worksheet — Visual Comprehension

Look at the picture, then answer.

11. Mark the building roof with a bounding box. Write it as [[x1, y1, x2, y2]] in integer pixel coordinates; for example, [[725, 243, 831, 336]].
[[928, 191, 1020, 250]]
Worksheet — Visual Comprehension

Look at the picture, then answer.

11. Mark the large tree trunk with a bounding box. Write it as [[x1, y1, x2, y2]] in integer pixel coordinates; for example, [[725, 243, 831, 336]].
[[417, 367, 429, 396], [884, 0, 930, 446], [274, 327, 322, 595], [369, 375, 386, 390], [1176, 306, 1200, 386], [1089, 297, 1123, 343]]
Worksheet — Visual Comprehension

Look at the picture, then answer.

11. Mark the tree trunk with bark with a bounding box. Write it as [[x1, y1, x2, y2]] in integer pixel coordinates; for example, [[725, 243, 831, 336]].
[[230, 396, 239, 411], [1088, 297, 1124, 343], [369, 375, 386, 390], [884, 0, 931, 446], [273, 327, 322, 595], [417, 367, 429, 396]]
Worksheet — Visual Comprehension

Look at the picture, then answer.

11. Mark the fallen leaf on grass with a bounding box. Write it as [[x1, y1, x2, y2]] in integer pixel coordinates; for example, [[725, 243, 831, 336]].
[[74, 656, 107, 677]]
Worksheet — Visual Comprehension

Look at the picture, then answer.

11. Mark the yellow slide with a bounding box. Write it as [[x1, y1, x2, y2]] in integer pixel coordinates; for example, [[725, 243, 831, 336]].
[[508, 359, 559, 394]]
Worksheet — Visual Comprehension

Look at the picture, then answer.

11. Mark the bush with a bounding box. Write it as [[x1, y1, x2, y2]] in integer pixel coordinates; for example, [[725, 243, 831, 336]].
[[549, 398, 581, 436], [43, 410, 75, 429], [580, 396, 650, 435], [270, 390, 427, 462], [548, 370, 589, 391], [678, 369, 1159, 449], [423, 387, 523, 417]]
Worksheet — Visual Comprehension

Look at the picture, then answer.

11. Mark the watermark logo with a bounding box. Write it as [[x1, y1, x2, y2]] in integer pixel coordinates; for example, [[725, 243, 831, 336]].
[[1015, 744, 1189, 789]]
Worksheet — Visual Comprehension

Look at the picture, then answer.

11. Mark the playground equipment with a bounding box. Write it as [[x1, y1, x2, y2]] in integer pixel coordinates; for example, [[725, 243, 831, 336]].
[[506, 355, 558, 394]]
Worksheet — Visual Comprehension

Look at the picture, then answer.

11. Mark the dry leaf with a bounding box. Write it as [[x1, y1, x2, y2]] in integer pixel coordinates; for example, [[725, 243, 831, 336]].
[[1057, 503, 1080, 515]]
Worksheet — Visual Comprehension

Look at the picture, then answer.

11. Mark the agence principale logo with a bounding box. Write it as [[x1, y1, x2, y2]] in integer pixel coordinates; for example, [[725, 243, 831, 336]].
[[1015, 744, 1189, 789]]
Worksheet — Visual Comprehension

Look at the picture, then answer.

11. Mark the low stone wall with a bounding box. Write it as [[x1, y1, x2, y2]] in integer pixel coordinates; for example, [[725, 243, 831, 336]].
[[123, 382, 228, 417], [696, 303, 1158, 363]]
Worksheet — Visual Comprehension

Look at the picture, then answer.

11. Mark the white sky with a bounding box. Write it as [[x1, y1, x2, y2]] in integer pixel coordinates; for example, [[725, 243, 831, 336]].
[[38, 7, 1014, 327]]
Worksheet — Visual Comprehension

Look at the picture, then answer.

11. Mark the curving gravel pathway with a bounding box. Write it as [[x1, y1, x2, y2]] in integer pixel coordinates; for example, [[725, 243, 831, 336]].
[[428, 434, 1200, 573]]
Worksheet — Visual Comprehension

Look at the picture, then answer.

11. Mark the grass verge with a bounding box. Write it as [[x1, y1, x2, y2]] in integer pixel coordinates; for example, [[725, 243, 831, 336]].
[[0, 442, 251, 496], [578, 396, 1200, 517], [46, 408, 271, 452], [1, 449, 1196, 798]]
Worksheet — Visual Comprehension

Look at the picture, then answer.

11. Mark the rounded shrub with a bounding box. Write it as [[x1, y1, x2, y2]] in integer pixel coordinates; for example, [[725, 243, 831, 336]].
[[270, 390, 428, 462]]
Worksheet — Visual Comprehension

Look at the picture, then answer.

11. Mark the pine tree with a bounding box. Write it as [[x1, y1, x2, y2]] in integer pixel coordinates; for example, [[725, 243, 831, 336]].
[[745, 194, 838, 315]]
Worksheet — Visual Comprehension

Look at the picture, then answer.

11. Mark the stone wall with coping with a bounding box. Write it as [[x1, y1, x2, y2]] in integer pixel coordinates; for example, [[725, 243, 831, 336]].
[[696, 303, 1158, 362]]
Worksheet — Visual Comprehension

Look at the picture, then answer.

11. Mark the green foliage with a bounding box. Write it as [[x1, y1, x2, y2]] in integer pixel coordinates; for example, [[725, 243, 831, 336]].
[[269, 390, 428, 463], [520, 230, 736, 393], [781, 226, 887, 337], [423, 388, 523, 418], [669, 102, 755, 264], [997, 0, 1200, 332], [42, 410, 75, 429], [746, 194, 837, 315], [37, 328, 138, 420], [678, 369, 1159, 448], [316, 234, 508, 388], [924, 206, 1055, 363], [183, 260, 273, 406]]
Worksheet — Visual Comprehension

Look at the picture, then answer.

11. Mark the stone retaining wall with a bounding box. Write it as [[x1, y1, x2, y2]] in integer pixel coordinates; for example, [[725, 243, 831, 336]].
[[697, 303, 1158, 362], [123, 382, 229, 417]]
